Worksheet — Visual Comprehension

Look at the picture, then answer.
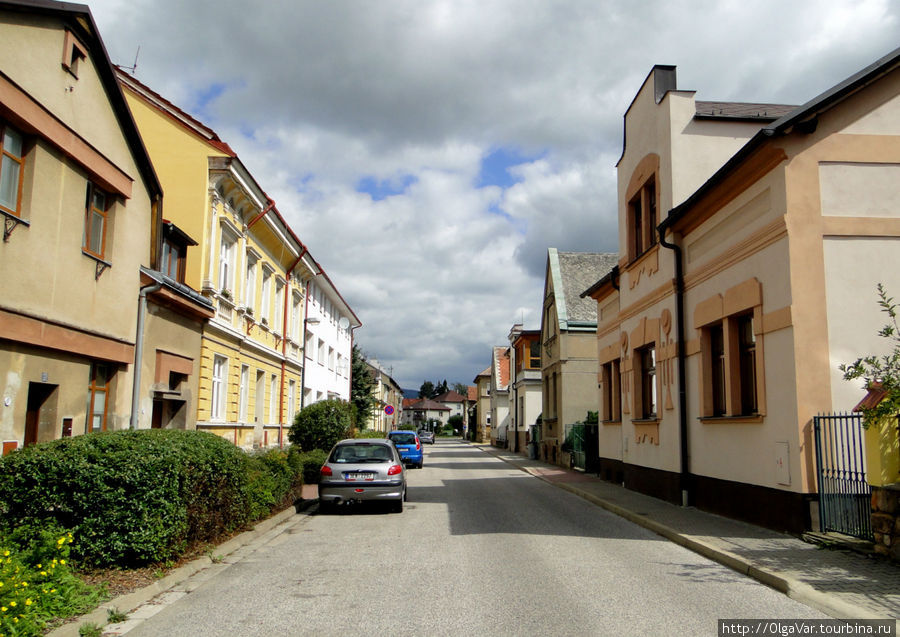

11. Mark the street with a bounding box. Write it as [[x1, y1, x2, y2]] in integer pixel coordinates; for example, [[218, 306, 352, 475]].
[[125, 439, 825, 636]]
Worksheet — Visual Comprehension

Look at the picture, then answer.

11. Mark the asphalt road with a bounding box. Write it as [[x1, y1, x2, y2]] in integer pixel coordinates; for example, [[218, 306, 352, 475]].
[[126, 439, 825, 636]]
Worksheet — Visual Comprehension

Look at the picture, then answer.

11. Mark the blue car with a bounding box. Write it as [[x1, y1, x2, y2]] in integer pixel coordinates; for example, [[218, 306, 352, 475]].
[[388, 430, 423, 468]]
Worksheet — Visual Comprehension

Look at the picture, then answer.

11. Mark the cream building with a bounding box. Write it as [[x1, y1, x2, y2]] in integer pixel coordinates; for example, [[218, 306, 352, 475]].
[[586, 49, 900, 533], [540, 249, 617, 465], [0, 1, 212, 451]]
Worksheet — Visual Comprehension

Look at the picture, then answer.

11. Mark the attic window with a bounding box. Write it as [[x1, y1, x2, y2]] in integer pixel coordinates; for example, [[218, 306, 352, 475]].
[[62, 30, 88, 78]]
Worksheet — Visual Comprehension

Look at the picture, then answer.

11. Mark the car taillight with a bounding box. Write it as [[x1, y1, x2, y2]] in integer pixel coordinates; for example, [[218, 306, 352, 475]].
[[388, 464, 403, 475], [416, 439, 421, 450], [320, 465, 332, 476]]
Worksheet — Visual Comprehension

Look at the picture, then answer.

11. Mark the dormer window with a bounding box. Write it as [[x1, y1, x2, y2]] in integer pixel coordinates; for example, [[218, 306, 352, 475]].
[[62, 30, 88, 78], [160, 221, 196, 283]]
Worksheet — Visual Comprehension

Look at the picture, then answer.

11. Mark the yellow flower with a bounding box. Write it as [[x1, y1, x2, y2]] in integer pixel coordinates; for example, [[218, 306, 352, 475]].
[[41, 571, 47, 576], [1, 606, 6, 612], [20, 581, 27, 587], [2, 551, 8, 557], [9, 602, 15, 607], [57, 538, 65, 546], [50, 588, 56, 593], [59, 560, 66, 565], [24, 600, 31, 607]]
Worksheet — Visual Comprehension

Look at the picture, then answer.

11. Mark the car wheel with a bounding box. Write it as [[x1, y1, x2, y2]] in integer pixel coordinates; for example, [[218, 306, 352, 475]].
[[392, 498, 403, 513], [403, 486, 408, 502]]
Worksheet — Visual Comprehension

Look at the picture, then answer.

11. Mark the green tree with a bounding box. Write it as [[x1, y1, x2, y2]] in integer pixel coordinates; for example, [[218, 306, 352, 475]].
[[435, 379, 449, 396], [452, 382, 469, 396], [288, 399, 354, 451], [418, 381, 435, 399], [841, 284, 900, 427], [350, 346, 376, 427]]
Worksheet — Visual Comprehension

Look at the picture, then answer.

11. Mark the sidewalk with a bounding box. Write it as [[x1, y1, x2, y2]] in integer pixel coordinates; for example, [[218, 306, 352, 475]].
[[475, 443, 900, 622]]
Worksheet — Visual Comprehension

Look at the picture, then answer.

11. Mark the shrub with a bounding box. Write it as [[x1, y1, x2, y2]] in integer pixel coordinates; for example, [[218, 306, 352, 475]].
[[287, 448, 329, 485], [245, 449, 302, 521], [0, 430, 251, 568], [354, 429, 386, 439], [288, 400, 353, 452]]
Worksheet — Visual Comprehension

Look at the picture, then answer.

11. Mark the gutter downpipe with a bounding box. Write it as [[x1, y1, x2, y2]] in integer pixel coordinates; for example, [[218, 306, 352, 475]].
[[659, 225, 691, 507], [247, 198, 276, 230], [300, 278, 311, 411], [130, 280, 163, 429], [279, 248, 308, 448]]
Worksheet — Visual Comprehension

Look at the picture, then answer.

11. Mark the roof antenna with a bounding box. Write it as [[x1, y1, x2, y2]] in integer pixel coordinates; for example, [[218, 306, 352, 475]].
[[121, 46, 141, 75]]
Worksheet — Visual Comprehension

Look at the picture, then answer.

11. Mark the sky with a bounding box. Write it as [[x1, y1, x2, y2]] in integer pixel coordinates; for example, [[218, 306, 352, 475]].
[[86, 0, 900, 389]]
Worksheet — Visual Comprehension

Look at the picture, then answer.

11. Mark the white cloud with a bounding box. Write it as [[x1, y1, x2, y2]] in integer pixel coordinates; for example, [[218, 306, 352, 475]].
[[87, 0, 900, 387]]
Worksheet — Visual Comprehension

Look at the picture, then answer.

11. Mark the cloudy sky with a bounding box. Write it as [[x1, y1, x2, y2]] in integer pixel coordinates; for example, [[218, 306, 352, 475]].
[[87, 0, 899, 389]]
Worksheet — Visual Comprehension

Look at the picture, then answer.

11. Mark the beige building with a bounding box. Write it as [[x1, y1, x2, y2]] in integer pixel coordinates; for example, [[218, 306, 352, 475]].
[[365, 359, 402, 432], [508, 325, 542, 455], [585, 49, 900, 533], [472, 366, 491, 442], [0, 1, 211, 452], [489, 346, 510, 447], [540, 249, 617, 465]]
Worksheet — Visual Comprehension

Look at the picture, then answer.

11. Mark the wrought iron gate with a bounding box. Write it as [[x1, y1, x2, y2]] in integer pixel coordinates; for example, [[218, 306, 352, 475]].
[[813, 412, 873, 540], [564, 423, 585, 470]]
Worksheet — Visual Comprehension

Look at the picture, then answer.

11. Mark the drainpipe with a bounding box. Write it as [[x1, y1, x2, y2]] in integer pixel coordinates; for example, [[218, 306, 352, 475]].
[[130, 280, 163, 429], [279, 248, 308, 448], [300, 278, 311, 410], [658, 226, 691, 507], [247, 198, 276, 230]]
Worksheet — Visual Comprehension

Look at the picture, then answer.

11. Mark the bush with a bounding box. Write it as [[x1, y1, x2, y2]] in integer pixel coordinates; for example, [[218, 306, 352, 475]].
[[245, 449, 303, 521], [288, 448, 329, 485], [288, 400, 353, 452], [0, 430, 251, 568], [354, 429, 386, 439], [0, 527, 105, 635]]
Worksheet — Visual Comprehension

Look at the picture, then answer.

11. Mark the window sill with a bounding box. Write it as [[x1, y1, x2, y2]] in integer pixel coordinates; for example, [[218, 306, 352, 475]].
[[699, 415, 763, 425], [82, 250, 112, 279], [632, 417, 659, 425], [602, 419, 622, 426], [624, 244, 659, 271]]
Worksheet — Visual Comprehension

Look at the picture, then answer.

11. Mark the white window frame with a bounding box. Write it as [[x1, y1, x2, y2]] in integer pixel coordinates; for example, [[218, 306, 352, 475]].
[[239, 364, 249, 422], [218, 229, 237, 295], [270, 373, 278, 424], [211, 355, 228, 421], [261, 266, 273, 323], [274, 277, 285, 335]]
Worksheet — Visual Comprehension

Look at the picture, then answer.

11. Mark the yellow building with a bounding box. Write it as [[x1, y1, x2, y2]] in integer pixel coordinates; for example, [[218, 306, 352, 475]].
[[119, 71, 317, 448]]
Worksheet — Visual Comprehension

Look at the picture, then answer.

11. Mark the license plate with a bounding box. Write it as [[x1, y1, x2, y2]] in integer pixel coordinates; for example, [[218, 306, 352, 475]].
[[345, 472, 375, 481]]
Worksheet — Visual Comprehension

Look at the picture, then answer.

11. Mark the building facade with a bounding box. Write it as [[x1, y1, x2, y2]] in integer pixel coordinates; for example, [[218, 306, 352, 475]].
[[540, 249, 617, 464], [508, 325, 542, 454], [365, 358, 402, 432], [0, 1, 211, 451], [586, 51, 900, 533]]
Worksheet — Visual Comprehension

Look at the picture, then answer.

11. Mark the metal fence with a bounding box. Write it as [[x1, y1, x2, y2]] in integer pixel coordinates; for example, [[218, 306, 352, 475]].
[[564, 423, 585, 470], [813, 412, 873, 540]]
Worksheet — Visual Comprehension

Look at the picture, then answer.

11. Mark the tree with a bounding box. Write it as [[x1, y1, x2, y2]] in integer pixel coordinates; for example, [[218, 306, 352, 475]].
[[435, 379, 449, 396], [452, 382, 469, 396], [288, 399, 354, 451], [841, 284, 900, 427], [418, 381, 435, 399], [350, 345, 376, 427]]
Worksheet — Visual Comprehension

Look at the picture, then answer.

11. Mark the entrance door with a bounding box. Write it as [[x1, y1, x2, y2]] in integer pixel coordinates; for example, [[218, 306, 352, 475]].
[[25, 383, 58, 446]]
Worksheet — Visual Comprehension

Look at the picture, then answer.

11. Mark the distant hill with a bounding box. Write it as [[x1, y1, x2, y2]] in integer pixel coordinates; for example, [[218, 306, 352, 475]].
[[402, 388, 419, 399]]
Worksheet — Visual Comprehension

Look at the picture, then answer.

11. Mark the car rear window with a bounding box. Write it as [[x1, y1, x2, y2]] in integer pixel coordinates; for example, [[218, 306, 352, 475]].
[[390, 433, 417, 445], [331, 444, 393, 463]]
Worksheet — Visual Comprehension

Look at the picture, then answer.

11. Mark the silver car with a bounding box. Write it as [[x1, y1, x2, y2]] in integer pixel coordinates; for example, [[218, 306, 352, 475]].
[[318, 439, 407, 513]]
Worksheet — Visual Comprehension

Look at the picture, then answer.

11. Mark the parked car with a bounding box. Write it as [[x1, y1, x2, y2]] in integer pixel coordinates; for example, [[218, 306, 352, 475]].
[[388, 430, 424, 468], [318, 439, 406, 513], [417, 430, 435, 444]]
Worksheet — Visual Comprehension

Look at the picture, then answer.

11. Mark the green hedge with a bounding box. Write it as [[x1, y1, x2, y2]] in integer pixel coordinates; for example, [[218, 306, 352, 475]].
[[288, 447, 328, 485], [0, 430, 302, 568]]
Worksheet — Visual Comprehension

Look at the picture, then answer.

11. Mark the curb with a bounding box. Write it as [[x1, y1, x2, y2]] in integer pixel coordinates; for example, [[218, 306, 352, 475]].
[[47, 504, 308, 637], [478, 446, 884, 621]]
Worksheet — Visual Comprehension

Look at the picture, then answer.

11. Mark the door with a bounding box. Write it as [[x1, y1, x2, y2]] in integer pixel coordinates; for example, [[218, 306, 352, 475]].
[[25, 383, 58, 446]]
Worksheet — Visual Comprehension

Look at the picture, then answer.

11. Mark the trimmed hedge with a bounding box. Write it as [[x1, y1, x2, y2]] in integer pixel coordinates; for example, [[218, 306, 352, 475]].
[[0, 430, 301, 568], [287, 447, 329, 485]]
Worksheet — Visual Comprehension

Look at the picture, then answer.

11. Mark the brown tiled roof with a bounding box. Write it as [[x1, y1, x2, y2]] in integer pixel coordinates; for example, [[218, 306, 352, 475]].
[[434, 390, 467, 403], [694, 101, 797, 121], [410, 399, 451, 411], [494, 346, 510, 391], [853, 382, 888, 412], [467, 386, 477, 401]]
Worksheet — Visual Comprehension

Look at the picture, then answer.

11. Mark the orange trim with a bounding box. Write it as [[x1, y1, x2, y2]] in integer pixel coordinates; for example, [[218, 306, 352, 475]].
[[0, 73, 133, 198], [0, 307, 133, 364]]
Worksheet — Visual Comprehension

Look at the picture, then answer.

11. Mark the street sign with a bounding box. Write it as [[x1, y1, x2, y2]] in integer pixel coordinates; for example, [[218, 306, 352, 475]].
[[385, 405, 394, 415]]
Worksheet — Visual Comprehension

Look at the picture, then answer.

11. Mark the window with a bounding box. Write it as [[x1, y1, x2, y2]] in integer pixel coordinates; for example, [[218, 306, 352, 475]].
[[328, 347, 335, 372], [288, 380, 296, 424], [239, 364, 249, 422], [0, 124, 24, 217], [636, 345, 657, 419], [261, 268, 272, 323], [62, 30, 88, 77], [628, 177, 658, 261], [529, 339, 541, 369], [83, 183, 109, 259], [291, 293, 302, 340], [274, 278, 284, 333], [318, 340, 326, 366], [218, 231, 236, 296], [700, 313, 759, 418], [306, 332, 315, 360], [211, 355, 227, 421], [245, 257, 257, 312], [738, 315, 758, 415], [600, 359, 621, 422], [270, 374, 278, 424], [86, 363, 113, 433]]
